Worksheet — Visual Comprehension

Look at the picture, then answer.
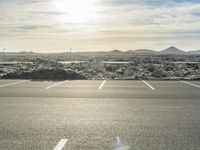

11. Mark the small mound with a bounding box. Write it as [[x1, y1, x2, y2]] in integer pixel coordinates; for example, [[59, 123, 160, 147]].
[[2, 69, 87, 80]]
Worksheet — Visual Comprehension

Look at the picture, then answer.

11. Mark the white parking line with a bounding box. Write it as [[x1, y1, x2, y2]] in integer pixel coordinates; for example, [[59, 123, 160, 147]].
[[180, 81, 200, 88], [46, 81, 66, 89], [142, 80, 155, 90], [0, 80, 27, 88], [54, 139, 68, 150], [99, 80, 106, 90]]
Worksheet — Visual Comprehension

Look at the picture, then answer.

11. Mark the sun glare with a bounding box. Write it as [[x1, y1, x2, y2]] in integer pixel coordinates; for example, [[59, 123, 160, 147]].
[[52, 0, 100, 24]]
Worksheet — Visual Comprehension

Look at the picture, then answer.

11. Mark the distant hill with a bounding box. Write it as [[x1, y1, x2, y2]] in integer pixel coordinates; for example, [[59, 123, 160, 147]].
[[132, 49, 156, 55], [19, 51, 35, 54], [188, 50, 200, 55], [109, 49, 122, 53], [2, 47, 200, 56], [159, 46, 186, 55], [0, 51, 36, 56]]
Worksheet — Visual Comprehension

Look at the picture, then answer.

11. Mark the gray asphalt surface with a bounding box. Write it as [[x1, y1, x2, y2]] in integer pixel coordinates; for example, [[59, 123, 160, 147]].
[[0, 80, 200, 150]]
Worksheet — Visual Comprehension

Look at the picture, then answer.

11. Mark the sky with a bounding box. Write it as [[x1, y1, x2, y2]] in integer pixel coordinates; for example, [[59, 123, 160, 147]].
[[0, 0, 200, 52]]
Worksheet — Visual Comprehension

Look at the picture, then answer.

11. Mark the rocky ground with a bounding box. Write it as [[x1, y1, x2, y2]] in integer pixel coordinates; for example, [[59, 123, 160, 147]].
[[0, 55, 199, 80]]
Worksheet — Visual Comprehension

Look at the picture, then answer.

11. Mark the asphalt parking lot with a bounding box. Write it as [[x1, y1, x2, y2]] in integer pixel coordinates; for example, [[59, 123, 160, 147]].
[[0, 80, 200, 150]]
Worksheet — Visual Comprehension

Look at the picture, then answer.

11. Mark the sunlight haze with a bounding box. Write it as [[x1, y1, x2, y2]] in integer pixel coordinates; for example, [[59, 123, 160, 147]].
[[0, 0, 200, 52]]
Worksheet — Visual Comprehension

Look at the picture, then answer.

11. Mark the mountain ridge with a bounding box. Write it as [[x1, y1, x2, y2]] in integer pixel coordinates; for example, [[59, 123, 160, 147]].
[[159, 46, 186, 55], [1, 47, 200, 55]]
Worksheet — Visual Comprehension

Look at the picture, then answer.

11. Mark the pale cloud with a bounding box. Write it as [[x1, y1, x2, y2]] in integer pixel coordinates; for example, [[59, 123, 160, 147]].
[[0, 0, 200, 52]]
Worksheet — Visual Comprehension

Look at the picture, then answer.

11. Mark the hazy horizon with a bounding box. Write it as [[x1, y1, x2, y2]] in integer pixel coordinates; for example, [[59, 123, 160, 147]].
[[1, 0, 200, 52]]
